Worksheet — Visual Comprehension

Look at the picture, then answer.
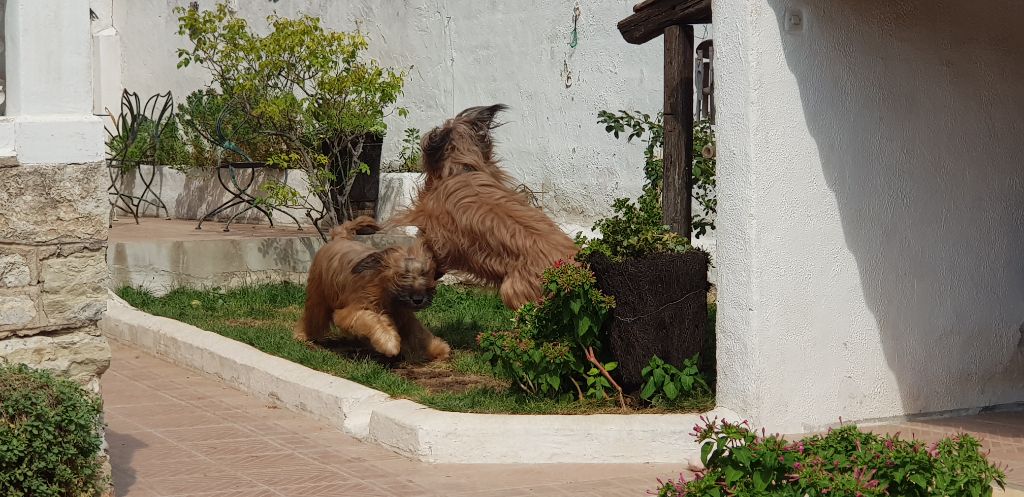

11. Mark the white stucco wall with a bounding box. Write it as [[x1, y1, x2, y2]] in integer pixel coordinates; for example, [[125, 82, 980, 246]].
[[714, 0, 1024, 433], [110, 0, 711, 231]]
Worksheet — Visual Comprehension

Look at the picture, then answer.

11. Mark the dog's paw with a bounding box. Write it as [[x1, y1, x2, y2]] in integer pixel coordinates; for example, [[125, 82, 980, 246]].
[[373, 333, 402, 357], [427, 337, 452, 362]]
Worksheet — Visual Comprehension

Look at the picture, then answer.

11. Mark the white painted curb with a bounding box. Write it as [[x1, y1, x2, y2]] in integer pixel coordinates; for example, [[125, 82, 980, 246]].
[[99, 295, 737, 464]]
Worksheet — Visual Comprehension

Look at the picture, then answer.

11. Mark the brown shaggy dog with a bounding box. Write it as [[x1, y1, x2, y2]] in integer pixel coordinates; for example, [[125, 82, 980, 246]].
[[296, 216, 450, 362], [393, 104, 578, 309]]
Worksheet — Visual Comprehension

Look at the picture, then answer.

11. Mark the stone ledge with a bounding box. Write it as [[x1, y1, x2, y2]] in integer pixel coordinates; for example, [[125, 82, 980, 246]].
[[99, 293, 732, 464]]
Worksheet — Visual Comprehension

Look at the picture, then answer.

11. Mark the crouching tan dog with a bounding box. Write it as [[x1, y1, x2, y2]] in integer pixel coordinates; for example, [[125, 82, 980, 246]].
[[296, 216, 450, 362]]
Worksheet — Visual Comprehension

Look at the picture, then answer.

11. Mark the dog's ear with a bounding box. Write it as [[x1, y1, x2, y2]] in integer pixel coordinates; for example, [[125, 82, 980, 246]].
[[352, 247, 399, 274], [420, 127, 451, 173], [457, 104, 508, 133]]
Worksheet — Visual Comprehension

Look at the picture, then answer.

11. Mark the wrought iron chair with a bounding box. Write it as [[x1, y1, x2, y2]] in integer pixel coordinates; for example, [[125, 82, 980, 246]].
[[106, 89, 174, 227], [195, 97, 303, 232]]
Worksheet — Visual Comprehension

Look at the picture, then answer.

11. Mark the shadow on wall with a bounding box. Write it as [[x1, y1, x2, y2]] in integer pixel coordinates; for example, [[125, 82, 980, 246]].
[[768, 0, 1024, 415]]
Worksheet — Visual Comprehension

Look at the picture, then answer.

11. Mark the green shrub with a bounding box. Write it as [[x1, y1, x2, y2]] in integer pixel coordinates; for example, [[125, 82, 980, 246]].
[[478, 260, 617, 401], [175, 2, 407, 237], [655, 417, 1006, 497], [0, 364, 107, 497], [640, 355, 709, 407], [107, 115, 191, 170], [576, 110, 717, 261]]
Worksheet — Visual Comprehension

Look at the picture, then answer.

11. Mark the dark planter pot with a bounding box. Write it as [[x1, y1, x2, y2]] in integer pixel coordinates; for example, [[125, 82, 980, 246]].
[[325, 132, 384, 219], [587, 250, 709, 392]]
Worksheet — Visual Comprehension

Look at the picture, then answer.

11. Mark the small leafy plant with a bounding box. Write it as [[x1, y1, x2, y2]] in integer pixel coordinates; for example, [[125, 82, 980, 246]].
[[0, 364, 108, 497], [384, 127, 423, 173], [640, 354, 709, 406], [478, 260, 619, 403], [654, 417, 1007, 497]]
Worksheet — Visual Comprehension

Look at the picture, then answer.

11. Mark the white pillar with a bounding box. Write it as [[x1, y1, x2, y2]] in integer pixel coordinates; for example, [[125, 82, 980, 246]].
[[6, 0, 94, 115], [3, 0, 103, 164]]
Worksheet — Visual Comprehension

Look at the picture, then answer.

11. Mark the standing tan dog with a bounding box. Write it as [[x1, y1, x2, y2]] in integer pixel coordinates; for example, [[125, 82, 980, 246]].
[[393, 104, 578, 309], [296, 216, 450, 362]]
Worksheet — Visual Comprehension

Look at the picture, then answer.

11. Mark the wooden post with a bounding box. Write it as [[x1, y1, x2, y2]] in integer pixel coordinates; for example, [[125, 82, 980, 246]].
[[662, 24, 695, 238]]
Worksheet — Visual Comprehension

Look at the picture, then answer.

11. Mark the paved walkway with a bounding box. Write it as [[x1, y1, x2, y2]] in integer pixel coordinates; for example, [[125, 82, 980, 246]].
[[104, 342, 1023, 496], [103, 342, 678, 497]]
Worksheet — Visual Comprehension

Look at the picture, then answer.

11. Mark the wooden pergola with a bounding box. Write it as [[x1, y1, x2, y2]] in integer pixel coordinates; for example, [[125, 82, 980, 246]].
[[618, 0, 712, 238]]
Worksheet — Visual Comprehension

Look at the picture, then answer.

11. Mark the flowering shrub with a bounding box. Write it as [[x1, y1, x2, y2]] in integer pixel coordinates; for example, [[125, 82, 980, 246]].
[[654, 417, 1006, 497], [478, 260, 616, 401]]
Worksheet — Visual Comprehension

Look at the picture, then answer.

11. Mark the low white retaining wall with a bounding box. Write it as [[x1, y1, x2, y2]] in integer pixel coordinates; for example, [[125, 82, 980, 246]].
[[100, 294, 734, 464], [113, 166, 423, 226]]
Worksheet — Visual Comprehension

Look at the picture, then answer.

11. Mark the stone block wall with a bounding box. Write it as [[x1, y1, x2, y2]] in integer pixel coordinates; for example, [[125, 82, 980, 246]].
[[0, 161, 112, 393]]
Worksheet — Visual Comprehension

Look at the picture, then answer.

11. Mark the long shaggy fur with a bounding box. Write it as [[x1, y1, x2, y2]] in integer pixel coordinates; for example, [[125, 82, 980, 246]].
[[297, 216, 450, 362], [393, 104, 578, 309]]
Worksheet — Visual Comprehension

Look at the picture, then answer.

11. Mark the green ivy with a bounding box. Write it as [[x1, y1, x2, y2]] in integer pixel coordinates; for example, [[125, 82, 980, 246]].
[[0, 364, 107, 497]]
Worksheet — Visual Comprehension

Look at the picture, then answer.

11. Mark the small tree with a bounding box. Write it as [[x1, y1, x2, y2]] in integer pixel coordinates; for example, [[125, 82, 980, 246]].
[[175, 3, 406, 238]]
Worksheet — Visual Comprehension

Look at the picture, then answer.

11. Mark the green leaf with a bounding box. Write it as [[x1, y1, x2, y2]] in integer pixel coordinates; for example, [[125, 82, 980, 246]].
[[700, 441, 714, 465], [604, 362, 617, 372], [577, 316, 592, 337], [570, 300, 582, 314], [663, 381, 679, 400], [909, 474, 928, 488], [640, 380, 657, 400], [723, 465, 744, 485], [753, 470, 769, 491]]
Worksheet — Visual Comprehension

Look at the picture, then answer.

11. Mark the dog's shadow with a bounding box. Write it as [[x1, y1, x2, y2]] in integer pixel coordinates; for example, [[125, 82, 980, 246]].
[[306, 337, 403, 366]]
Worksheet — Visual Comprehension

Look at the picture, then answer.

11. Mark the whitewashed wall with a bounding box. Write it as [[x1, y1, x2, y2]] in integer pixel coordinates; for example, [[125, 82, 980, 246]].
[[714, 0, 1024, 433], [106, 0, 711, 234]]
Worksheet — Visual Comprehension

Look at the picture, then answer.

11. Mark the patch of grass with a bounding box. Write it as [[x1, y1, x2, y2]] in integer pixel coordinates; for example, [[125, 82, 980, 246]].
[[416, 285, 513, 348], [118, 283, 714, 415]]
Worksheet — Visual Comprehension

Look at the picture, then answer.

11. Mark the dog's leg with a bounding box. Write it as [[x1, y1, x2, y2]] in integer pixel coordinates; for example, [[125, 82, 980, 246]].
[[499, 268, 543, 310], [394, 311, 451, 363], [332, 306, 402, 357], [296, 293, 331, 343]]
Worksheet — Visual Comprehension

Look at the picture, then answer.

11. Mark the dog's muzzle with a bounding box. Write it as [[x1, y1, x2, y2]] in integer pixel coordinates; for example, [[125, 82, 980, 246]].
[[400, 294, 433, 310]]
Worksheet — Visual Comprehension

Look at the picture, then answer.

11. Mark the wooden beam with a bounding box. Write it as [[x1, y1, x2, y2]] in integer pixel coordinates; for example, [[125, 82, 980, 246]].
[[618, 0, 710, 45], [662, 24, 694, 238]]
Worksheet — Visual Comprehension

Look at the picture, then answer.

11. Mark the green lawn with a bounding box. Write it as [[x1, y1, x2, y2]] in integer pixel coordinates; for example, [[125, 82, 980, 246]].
[[118, 283, 715, 414]]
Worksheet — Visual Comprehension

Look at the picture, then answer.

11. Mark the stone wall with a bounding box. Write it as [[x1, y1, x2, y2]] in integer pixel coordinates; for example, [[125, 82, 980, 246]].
[[0, 160, 111, 393]]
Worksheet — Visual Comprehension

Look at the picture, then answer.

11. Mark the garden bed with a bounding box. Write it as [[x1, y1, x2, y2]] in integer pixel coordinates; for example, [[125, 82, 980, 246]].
[[117, 282, 715, 415]]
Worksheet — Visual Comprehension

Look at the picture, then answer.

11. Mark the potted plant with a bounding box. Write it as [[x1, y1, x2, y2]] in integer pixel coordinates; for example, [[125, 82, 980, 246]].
[[174, 3, 406, 239], [575, 111, 717, 392]]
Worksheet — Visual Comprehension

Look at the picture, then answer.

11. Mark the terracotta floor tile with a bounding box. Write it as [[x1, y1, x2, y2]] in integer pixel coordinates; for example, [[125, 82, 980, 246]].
[[166, 490, 281, 497], [186, 438, 290, 458], [275, 481, 390, 497], [237, 466, 355, 487], [105, 342, 1022, 497], [157, 424, 257, 444], [142, 471, 263, 496]]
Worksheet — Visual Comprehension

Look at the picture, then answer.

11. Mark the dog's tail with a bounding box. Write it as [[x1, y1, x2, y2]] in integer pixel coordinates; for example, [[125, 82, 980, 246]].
[[329, 216, 381, 240]]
